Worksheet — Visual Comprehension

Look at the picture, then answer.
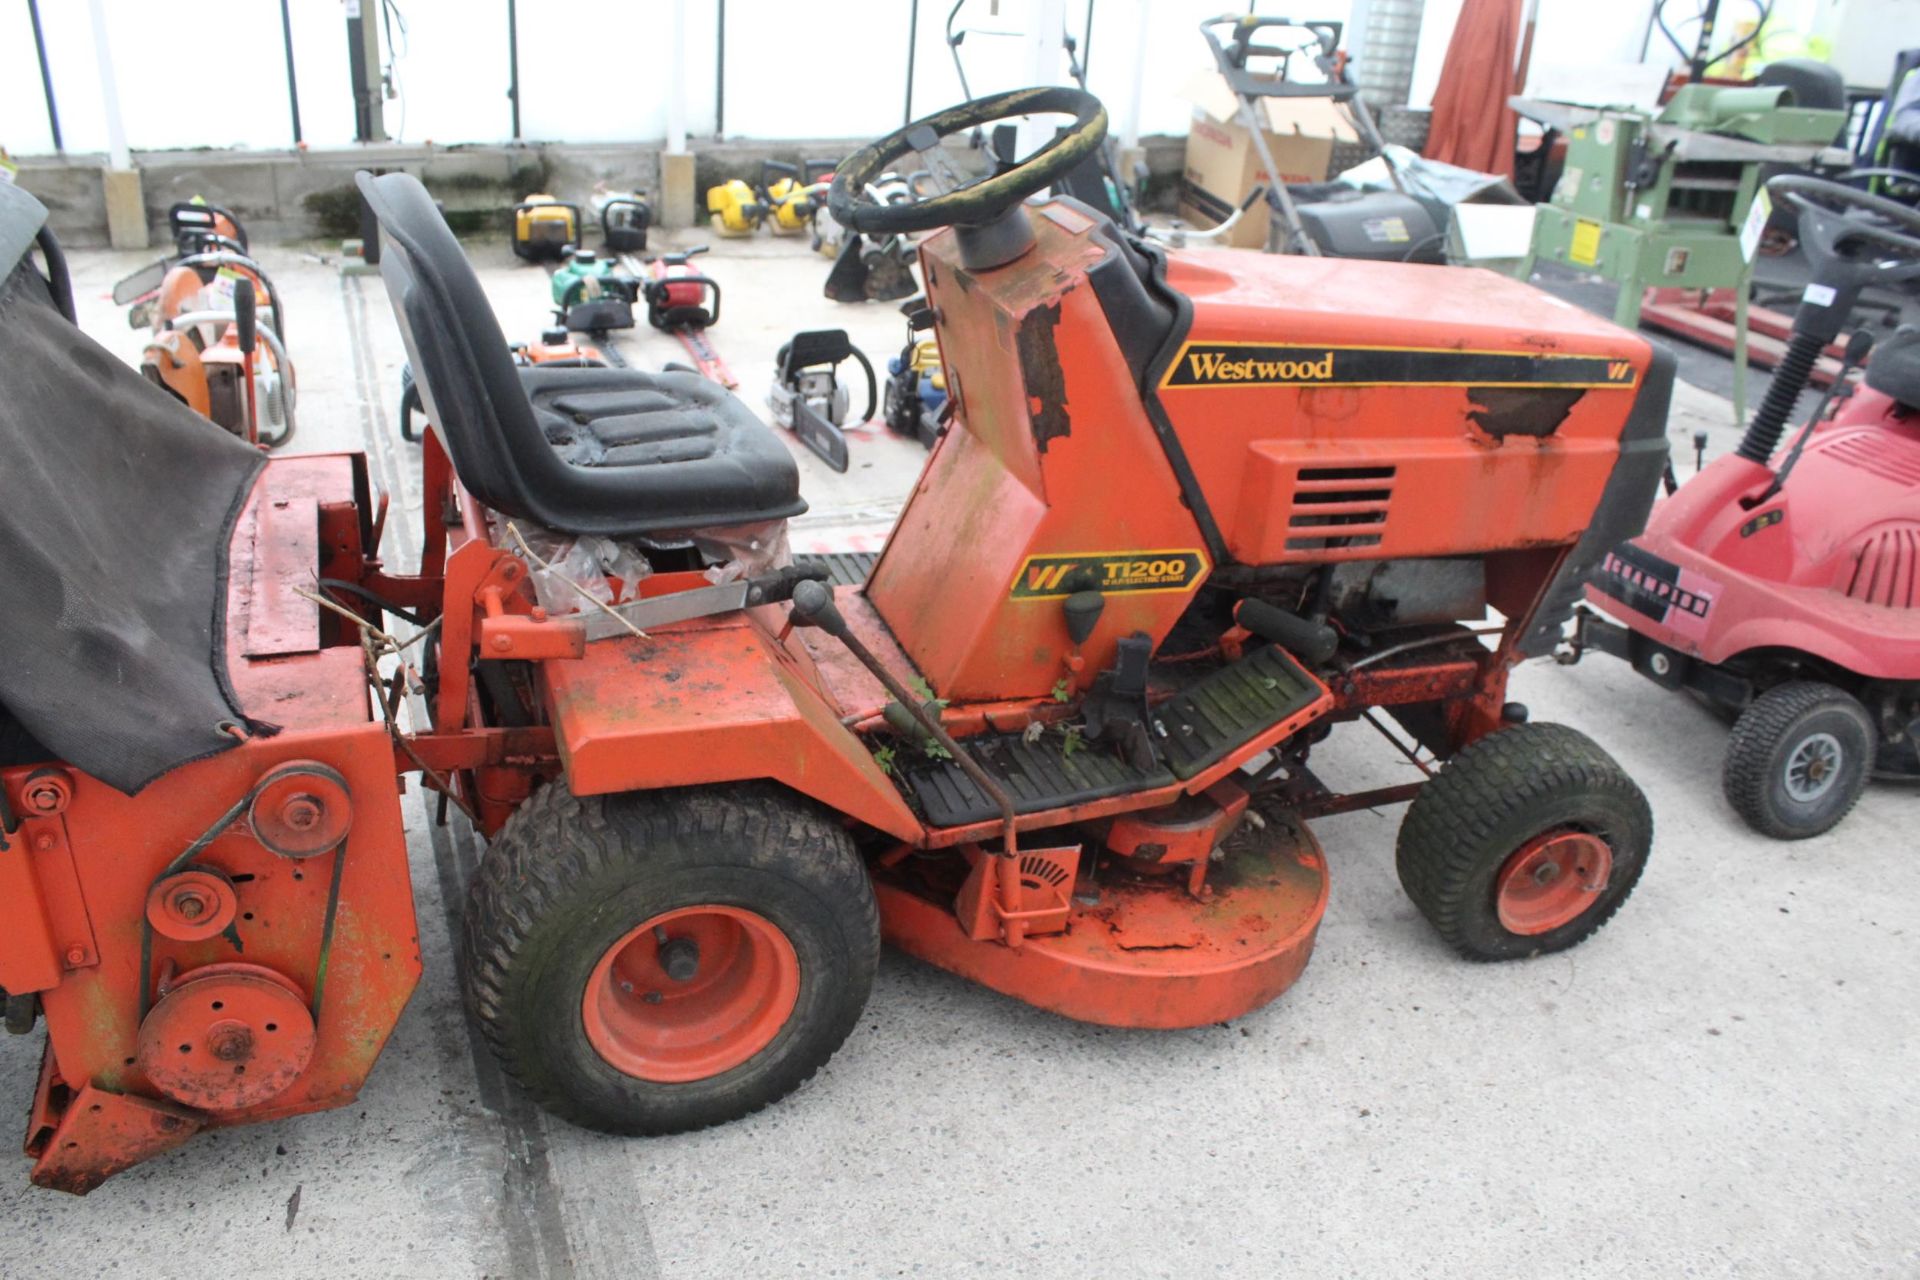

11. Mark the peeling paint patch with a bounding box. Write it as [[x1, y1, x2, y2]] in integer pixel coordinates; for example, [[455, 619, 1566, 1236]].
[[1016, 301, 1070, 453], [1468, 386, 1586, 439]]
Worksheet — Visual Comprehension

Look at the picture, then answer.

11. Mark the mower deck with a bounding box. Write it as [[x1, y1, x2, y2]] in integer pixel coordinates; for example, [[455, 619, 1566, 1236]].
[[873, 799, 1327, 1028]]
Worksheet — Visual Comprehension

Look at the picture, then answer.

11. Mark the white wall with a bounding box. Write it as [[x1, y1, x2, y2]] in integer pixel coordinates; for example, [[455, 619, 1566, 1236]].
[[3, 0, 1355, 158], [1830, 0, 1920, 86]]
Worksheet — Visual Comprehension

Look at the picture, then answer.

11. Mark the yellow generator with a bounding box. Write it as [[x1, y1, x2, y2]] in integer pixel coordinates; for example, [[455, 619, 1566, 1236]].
[[512, 194, 581, 262]]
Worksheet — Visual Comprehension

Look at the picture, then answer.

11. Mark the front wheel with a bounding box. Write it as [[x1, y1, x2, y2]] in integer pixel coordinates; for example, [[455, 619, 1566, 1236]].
[[1396, 722, 1653, 961], [463, 780, 878, 1134], [1722, 681, 1874, 839]]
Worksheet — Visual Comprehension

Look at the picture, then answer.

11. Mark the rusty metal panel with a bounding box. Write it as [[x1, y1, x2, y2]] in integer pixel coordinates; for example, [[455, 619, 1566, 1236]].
[[239, 495, 321, 658], [28, 1082, 202, 1195], [542, 616, 924, 842], [0, 794, 63, 994]]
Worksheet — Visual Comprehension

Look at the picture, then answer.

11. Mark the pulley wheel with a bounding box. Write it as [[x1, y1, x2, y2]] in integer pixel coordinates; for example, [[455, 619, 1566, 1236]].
[[137, 963, 316, 1111], [249, 761, 352, 859], [145, 869, 239, 942]]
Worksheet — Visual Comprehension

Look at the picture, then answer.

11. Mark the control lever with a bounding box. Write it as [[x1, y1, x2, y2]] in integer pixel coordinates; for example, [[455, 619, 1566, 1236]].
[[788, 580, 1018, 858], [1145, 185, 1266, 248], [234, 276, 259, 446]]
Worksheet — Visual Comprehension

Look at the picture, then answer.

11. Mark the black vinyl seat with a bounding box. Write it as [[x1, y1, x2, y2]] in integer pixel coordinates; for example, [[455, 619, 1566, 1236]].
[[357, 171, 803, 537], [1866, 325, 1920, 410]]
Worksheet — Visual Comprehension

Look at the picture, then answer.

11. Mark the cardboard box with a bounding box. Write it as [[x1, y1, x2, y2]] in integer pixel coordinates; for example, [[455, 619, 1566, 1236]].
[[1177, 71, 1359, 250]]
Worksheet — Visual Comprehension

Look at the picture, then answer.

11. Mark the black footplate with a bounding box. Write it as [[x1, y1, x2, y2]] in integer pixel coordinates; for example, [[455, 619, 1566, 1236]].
[[897, 732, 1175, 828], [794, 551, 877, 586], [1151, 645, 1324, 780]]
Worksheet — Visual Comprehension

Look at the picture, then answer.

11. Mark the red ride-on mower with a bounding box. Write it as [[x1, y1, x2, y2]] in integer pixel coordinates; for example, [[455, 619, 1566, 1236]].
[[1573, 175, 1920, 839], [1, 87, 1665, 1193]]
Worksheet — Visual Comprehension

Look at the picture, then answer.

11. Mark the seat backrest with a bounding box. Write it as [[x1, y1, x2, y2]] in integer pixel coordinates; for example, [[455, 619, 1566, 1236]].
[[1865, 325, 1920, 408], [355, 170, 574, 524]]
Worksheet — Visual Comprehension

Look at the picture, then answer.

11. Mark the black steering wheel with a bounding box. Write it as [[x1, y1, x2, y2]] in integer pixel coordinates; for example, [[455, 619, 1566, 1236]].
[[1770, 173, 1920, 269], [1767, 174, 1920, 342], [828, 86, 1107, 236]]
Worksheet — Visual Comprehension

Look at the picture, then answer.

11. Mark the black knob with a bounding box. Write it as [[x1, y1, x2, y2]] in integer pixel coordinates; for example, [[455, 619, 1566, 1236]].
[[1062, 590, 1104, 646], [790, 578, 849, 638]]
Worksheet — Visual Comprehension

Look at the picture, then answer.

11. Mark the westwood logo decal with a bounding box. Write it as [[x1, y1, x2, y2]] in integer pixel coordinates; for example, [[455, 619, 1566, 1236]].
[[1183, 349, 1336, 384], [1010, 550, 1208, 600], [1162, 343, 1640, 390]]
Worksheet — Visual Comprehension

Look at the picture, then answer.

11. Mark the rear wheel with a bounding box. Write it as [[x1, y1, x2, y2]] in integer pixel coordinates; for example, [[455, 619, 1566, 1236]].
[[463, 780, 878, 1134], [1722, 681, 1874, 839], [1396, 722, 1652, 961]]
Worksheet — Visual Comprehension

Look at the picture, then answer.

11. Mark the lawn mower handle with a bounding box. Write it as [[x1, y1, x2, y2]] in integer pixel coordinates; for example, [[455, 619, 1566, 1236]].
[[1200, 14, 1355, 101], [788, 580, 1019, 857], [1144, 185, 1266, 247]]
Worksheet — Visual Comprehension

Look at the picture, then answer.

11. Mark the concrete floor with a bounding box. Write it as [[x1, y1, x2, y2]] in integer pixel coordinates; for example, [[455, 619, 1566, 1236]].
[[2, 224, 1916, 1279]]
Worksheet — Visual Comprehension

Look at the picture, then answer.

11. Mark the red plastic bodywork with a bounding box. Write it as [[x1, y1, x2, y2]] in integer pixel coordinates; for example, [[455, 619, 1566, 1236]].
[[1588, 386, 1920, 677]]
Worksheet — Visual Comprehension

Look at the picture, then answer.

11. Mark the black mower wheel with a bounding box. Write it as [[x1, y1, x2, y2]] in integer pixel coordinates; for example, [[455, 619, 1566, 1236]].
[[1722, 682, 1875, 839], [463, 779, 877, 1135], [1396, 722, 1652, 961]]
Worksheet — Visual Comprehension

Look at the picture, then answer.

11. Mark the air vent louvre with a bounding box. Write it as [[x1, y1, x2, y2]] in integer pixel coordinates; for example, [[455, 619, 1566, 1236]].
[[1286, 465, 1394, 554], [1823, 433, 1920, 487], [1842, 526, 1920, 609]]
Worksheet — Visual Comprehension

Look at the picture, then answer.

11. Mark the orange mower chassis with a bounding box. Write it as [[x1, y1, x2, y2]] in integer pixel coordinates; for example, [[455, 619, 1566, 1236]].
[[3, 135, 1667, 1190]]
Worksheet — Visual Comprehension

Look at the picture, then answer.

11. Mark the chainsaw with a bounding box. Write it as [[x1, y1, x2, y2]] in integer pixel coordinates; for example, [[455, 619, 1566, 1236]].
[[820, 171, 926, 303], [638, 246, 736, 386], [883, 326, 947, 450], [592, 187, 652, 254], [767, 328, 877, 471]]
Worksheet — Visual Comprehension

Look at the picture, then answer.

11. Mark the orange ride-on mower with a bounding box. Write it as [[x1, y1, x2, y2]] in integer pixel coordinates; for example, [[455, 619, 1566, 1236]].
[[0, 82, 1666, 1193], [1570, 175, 1920, 838]]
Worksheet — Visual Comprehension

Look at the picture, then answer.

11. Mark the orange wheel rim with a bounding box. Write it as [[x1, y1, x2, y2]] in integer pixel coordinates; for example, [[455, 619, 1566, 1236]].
[[581, 905, 800, 1083], [1494, 830, 1614, 936]]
